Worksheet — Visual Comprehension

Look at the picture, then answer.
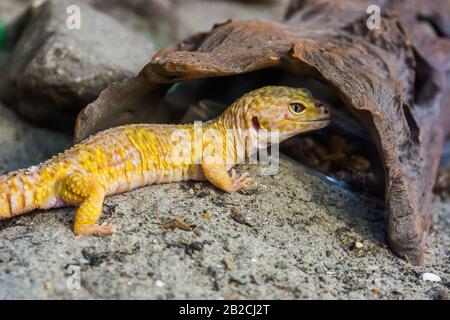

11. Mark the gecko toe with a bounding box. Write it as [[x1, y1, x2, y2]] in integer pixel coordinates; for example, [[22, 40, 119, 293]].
[[75, 223, 117, 238], [230, 171, 252, 192]]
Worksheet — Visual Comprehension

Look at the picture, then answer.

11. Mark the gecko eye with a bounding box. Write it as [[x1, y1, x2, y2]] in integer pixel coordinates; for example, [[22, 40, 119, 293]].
[[289, 102, 307, 115]]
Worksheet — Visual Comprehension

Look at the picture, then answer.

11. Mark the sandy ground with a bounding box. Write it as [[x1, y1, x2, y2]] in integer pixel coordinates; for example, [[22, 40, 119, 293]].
[[0, 102, 448, 299]]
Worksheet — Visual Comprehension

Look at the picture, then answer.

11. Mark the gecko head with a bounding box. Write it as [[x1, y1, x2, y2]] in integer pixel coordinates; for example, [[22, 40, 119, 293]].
[[242, 86, 331, 142]]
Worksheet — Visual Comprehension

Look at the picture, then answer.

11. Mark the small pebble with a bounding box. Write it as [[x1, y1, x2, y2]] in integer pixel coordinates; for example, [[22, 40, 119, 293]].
[[0, 251, 12, 263], [371, 287, 380, 294], [354, 241, 364, 250], [44, 281, 53, 291], [252, 274, 264, 285], [202, 211, 211, 220], [315, 266, 326, 274], [421, 272, 441, 282], [155, 280, 165, 287], [230, 207, 254, 227], [223, 258, 234, 271], [193, 228, 202, 237], [188, 241, 203, 252]]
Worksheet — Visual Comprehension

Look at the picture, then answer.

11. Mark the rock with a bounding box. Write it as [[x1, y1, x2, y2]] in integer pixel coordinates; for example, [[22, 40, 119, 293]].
[[0, 0, 29, 64], [91, 0, 291, 46], [170, 0, 290, 35], [91, 0, 188, 47], [2, 0, 155, 131], [421, 273, 441, 282], [0, 101, 70, 173], [0, 0, 28, 26]]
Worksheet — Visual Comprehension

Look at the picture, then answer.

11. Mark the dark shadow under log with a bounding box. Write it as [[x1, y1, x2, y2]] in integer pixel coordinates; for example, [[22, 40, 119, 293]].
[[74, 0, 450, 265]]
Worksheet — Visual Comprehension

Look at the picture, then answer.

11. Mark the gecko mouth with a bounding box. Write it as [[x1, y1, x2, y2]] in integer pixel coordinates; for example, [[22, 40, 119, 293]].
[[298, 119, 331, 124]]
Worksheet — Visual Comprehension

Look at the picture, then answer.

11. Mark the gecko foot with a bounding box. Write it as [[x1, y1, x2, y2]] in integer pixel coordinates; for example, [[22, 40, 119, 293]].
[[75, 222, 117, 239], [230, 169, 251, 192]]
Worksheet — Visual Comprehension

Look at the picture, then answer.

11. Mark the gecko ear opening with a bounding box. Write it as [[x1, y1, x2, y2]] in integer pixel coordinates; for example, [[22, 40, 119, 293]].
[[251, 116, 261, 132]]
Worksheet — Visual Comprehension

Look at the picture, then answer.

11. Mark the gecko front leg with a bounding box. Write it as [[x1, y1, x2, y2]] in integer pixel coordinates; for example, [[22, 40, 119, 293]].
[[201, 163, 251, 193], [60, 173, 116, 237]]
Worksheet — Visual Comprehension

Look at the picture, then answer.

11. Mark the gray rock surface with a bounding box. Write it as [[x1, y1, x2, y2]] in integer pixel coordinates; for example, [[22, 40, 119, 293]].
[[171, 0, 290, 35], [0, 0, 28, 26], [0, 108, 448, 299], [0, 0, 28, 65], [2, 0, 155, 129], [91, 0, 291, 47], [0, 102, 71, 173]]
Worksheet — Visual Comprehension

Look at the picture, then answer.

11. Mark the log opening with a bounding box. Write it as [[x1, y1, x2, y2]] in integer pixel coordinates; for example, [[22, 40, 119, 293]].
[[164, 68, 385, 199]]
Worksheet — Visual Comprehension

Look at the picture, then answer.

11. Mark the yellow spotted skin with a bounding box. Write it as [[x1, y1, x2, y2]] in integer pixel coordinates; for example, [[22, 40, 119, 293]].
[[0, 86, 331, 236]]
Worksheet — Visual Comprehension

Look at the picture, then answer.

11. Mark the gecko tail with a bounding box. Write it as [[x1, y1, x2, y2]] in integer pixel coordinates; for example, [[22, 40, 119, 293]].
[[0, 167, 44, 219]]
